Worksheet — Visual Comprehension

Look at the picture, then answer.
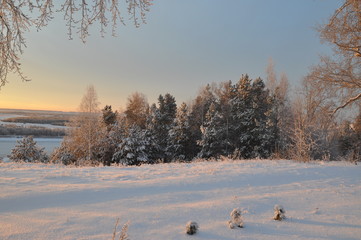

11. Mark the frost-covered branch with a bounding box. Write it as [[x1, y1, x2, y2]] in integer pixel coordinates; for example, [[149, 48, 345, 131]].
[[309, 0, 361, 113], [0, 0, 152, 88]]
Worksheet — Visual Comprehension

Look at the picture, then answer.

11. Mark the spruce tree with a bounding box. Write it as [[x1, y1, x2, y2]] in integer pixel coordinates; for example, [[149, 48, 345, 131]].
[[198, 103, 231, 158], [189, 85, 216, 158], [168, 102, 192, 161], [152, 93, 177, 161], [229, 75, 255, 158], [102, 105, 118, 130], [250, 78, 274, 158], [112, 125, 151, 165], [10, 136, 48, 163]]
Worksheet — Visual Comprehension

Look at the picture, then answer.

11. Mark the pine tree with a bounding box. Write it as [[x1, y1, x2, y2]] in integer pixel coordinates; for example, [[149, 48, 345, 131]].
[[94, 127, 116, 166], [112, 125, 151, 165], [198, 103, 231, 158], [250, 78, 275, 158], [151, 93, 177, 161], [168, 102, 192, 161], [189, 84, 217, 158], [95, 105, 119, 165], [145, 104, 162, 161], [102, 105, 118, 130], [9, 136, 48, 163], [216, 80, 237, 156], [51, 142, 76, 165], [226, 75, 276, 159], [125, 92, 149, 129], [229, 75, 255, 158]]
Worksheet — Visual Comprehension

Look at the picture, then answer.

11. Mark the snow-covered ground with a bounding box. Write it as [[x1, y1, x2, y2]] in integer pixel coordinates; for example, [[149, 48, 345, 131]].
[[0, 160, 360, 240]]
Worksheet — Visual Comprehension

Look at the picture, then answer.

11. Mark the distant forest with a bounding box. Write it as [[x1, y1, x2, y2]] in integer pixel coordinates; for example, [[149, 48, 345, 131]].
[[0, 125, 65, 137], [0, 111, 71, 137], [3, 117, 67, 126]]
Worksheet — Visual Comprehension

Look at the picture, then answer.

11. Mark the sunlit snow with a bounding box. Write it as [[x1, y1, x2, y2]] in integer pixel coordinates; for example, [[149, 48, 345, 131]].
[[0, 160, 360, 239]]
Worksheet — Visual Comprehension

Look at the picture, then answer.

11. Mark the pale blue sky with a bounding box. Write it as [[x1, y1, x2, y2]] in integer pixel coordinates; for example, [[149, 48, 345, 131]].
[[1, 0, 342, 111]]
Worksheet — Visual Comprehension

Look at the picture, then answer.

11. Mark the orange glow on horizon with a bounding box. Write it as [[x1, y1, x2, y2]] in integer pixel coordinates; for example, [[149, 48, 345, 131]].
[[0, 101, 77, 112]]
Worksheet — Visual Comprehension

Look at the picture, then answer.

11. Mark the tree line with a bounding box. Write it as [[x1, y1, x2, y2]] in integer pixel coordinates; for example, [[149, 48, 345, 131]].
[[0, 124, 65, 137], [6, 0, 360, 165], [46, 71, 360, 166]]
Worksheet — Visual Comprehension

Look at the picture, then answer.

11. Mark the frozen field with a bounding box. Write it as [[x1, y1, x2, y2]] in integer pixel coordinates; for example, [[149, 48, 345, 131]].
[[0, 160, 360, 240]]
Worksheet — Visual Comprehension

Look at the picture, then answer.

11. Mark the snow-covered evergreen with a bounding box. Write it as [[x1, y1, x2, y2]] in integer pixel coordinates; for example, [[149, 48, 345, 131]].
[[51, 142, 76, 165], [9, 136, 48, 163], [168, 102, 192, 161], [112, 126, 151, 165], [51, 76, 292, 165], [198, 103, 231, 158]]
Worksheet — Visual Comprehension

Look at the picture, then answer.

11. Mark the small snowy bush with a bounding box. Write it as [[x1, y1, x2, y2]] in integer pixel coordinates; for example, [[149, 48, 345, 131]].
[[228, 208, 244, 229], [185, 221, 199, 235], [273, 205, 286, 221]]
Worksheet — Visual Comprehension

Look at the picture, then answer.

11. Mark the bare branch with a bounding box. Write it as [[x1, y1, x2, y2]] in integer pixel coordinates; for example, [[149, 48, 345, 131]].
[[333, 92, 361, 114], [309, 0, 361, 112]]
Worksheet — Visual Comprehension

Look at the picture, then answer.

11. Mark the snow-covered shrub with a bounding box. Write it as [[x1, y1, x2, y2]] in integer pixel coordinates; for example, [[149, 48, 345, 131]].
[[9, 136, 48, 163], [228, 208, 244, 229], [273, 205, 286, 221], [185, 221, 199, 235], [51, 144, 76, 165]]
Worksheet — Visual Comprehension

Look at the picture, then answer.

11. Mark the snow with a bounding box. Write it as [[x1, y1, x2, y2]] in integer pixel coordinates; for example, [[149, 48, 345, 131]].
[[0, 160, 360, 240]]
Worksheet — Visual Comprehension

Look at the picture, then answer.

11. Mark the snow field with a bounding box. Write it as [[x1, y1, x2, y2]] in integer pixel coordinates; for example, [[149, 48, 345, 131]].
[[0, 160, 360, 240]]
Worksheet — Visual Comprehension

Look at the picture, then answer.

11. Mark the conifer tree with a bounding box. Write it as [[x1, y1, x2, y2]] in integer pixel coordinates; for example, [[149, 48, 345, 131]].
[[152, 93, 177, 161], [112, 125, 151, 165], [168, 102, 192, 161], [102, 105, 118, 130], [250, 78, 275, 158], [10, 136, 48, 163], [125, 92, 149, 129], [198, 103, 231, 158], [145, 104, 162, 161], [189, 85, 217, 157], [230, 75, 255, 158]]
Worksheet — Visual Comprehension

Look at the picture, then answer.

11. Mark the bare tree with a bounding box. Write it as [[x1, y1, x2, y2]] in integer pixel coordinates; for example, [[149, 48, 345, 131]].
[[124, 92, 149, 128], [265, 59, 292, 158], [308, 0, 361, 113], [0, 0, 152, 88], [266, 58, 277, 94], [290, 76, 338, 161]]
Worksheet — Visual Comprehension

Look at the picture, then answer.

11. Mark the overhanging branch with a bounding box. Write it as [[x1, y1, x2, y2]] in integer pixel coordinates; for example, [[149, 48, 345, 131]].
[[333, 92, 361, 114]]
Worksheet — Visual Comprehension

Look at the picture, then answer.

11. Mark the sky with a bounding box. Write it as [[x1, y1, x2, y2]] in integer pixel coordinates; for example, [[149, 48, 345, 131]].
[[0, 0, 342, 112]]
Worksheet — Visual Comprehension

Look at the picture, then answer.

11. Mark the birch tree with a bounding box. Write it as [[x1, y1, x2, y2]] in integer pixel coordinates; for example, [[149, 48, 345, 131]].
[[62, 85, 101, 164], [308, 0, 361, 113]]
